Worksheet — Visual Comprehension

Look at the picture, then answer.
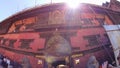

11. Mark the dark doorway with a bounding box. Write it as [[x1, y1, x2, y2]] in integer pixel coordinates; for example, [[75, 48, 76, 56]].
[[52, 60, 66, 68]]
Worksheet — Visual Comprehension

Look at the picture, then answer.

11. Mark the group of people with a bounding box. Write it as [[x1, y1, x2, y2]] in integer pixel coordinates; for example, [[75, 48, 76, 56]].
[[0, 54, 120, 68], [102, 58, 120, 68], [87, 55, 120, 68], [0, 54, 22, 68]]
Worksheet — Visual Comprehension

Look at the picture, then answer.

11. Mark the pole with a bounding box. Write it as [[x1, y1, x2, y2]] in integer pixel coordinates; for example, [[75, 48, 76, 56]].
[[35, 0, 36, 7], [51, 0, 52, 4]]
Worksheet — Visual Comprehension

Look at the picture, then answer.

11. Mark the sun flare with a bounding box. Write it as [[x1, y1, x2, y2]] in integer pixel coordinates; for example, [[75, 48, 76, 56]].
[[66, 0, 81, 8]]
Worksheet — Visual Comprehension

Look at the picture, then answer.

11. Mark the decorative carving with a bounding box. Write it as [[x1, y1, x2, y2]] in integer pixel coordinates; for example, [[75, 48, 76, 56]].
[[0, 37, 4, 45], [95, 18, 105, 25], [0, 38, 17, 47], [45, 33, 72, 56], [84, 34, 100, 46], [2, 39, 9, 45], [81, 18, 94, 24], [19, 39, 34, 49], [36, 13, 49, 24], [49, 10, 65, 24], [15, 24, 23, 32], [40, 30, 76, 38], [9, 39, 17, 48]]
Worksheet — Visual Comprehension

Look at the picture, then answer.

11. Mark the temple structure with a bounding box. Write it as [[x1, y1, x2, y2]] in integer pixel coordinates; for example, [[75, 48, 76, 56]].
[[103, 0, 120, 12], [0, 0, 120, 68]]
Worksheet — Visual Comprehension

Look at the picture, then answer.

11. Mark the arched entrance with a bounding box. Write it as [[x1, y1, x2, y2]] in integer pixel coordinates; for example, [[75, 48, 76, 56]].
[[44, 34, 72, 68]]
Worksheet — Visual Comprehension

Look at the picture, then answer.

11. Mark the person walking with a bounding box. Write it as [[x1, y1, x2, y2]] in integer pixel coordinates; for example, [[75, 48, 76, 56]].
[[87, 55, 99, 68]]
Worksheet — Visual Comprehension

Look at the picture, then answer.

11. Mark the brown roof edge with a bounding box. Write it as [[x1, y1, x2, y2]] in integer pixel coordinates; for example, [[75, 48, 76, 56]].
[[0, 3, 65, 24]]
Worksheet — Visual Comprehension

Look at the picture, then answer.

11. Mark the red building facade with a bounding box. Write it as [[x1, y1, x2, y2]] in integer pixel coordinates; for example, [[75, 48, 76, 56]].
[[0, 2, 119, 68]]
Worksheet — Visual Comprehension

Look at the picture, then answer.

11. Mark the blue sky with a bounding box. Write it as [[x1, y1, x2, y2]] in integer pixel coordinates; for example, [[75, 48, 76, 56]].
[[0, 0, 118, 22]]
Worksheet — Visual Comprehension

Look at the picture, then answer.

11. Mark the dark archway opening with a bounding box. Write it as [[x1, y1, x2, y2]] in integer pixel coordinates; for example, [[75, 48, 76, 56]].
[[52, 60, 66, 68]]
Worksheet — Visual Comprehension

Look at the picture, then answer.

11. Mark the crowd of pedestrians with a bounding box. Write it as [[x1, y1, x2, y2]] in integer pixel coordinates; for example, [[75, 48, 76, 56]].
[[0, 54, 22, 68], [0, 54, 120, 68], [86, 55, 120, 68]]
